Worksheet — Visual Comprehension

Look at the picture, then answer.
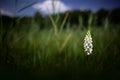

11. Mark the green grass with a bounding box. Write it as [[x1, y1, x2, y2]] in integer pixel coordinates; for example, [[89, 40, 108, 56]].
[[0, 24, 120, 79], [0, 1, 120, 78]]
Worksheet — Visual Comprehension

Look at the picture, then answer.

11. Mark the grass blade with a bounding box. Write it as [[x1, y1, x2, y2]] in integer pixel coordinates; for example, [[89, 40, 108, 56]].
[[59, 32, 72, 53], [46, 6, 58, 35], [17, 1, 37, 13], [60, 12, 69, 32]]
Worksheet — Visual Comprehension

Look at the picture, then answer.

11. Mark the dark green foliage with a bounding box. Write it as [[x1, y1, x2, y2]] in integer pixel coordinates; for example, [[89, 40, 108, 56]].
[[110, 8, 120, 25], [0, 27, 120, 80], [0, 7, 120, 80]]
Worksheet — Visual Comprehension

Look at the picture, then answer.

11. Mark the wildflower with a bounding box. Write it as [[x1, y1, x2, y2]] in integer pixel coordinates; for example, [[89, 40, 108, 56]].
[[84, 30, 93, 55]]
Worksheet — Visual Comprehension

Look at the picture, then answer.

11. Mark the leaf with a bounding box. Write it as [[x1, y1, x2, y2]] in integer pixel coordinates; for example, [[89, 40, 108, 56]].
[[60, 12, 69, 32], [17, 1, 38, 13]]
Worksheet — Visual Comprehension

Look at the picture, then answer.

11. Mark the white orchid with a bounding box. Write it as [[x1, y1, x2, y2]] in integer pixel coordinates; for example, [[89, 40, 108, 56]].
[[84, 30, 93, 55]]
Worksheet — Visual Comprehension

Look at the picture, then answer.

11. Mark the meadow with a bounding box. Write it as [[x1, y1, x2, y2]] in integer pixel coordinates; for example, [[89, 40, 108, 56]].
[[0, 2, 120, 80], [0, 16, 120, 80]]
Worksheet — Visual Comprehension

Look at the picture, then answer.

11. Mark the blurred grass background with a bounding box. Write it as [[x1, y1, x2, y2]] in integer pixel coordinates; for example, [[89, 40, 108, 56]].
[[0, 0, 120, 80]]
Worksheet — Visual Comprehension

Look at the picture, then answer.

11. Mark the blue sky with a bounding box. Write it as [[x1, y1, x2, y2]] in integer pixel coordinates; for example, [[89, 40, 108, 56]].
[[0, 0, 120, 16]]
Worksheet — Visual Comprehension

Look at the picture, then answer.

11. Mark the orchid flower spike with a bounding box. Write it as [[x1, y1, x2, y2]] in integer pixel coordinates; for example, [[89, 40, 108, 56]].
[[84, 30, 93, 55]]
